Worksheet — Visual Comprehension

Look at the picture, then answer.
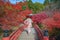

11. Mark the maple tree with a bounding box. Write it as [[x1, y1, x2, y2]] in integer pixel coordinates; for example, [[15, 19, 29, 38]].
[[31, 12, 48, 24], [0, 0, 32, 30], [41, 11, 60, 33]]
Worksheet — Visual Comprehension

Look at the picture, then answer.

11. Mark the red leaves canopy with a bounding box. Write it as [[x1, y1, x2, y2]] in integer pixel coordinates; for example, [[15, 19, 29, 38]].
[[53, 13, 60, 28], [31, 12, 48, 23], [12, 5, 22, 10], [0, 1, 32, 30], [42, 13, 60, 32]]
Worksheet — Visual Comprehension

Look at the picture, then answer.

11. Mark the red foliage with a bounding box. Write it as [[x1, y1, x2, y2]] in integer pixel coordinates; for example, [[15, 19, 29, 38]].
[[12, 5, 22, 10], [31, 12, 48, 23], [42, 18, 55, 32], [0, 0, 4, 5], [18, 9, 32, 18], [0, 1, 32, 30], [53, 13, 60, 28], [42, 13, 60, 32]]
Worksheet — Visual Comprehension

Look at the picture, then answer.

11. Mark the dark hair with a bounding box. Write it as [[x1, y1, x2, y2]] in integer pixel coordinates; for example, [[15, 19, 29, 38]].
[[26, 14, 33, 18]]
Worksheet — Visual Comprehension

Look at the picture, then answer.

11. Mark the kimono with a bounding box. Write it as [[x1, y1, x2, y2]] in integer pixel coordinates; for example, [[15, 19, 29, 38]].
[[24, 18, 33, 34]]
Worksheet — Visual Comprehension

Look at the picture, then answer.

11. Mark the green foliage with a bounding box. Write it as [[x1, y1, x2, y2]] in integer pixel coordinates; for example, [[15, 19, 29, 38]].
[[38, 23, 43, 29], [44, 0, 50, 6], [27, 0, 45, 14], [22, 6, 26, 10], [33, 2, 45, 13], [49, 0, 58, 3], [27, 0, 33, 9], [0, 28, 3, 35], [44, 0, 60, 10]]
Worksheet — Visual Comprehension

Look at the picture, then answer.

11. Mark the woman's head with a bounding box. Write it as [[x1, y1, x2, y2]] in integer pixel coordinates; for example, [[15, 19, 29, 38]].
[[24, 18, 33, 25]]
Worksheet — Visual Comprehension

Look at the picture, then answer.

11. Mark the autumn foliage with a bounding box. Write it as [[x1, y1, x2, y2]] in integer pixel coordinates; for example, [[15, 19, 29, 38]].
[[42, 11, 60, 32], [0, 1, 32, 30], [31, 12, 48, 23]]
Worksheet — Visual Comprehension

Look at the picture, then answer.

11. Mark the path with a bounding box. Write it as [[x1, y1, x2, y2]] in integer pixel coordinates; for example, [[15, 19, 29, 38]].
[[17, 27, 39, 40]]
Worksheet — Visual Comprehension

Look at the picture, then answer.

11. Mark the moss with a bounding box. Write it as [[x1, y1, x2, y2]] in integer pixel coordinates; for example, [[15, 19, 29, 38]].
[[37, 23, 43, 29]]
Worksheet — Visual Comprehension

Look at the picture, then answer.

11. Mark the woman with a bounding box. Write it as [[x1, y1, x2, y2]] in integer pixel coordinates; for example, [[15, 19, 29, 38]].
[[24, 18, 33, 34]]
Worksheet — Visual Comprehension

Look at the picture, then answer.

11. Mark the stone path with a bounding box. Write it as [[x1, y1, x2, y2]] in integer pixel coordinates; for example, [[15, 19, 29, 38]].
[[17, 28, 39, 40]]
